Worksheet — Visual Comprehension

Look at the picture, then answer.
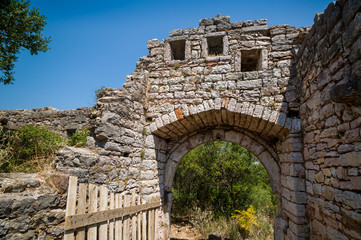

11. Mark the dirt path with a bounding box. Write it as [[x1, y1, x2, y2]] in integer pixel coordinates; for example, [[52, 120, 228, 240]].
[[170, 222, 204, 240]]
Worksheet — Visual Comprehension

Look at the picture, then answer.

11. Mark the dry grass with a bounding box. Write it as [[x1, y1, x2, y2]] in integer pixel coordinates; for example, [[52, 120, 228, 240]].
[[180, 207, 274, 240]]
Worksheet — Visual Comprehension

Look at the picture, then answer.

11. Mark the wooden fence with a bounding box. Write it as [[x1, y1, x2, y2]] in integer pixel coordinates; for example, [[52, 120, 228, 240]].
[[64, 176, 161, 240]]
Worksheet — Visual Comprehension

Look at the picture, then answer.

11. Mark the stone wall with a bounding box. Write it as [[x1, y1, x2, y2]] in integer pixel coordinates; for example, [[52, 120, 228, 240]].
[[296, 0, 361, 239], [0, 107, 94, 137], [0, 173, 69, 240], [141, 16, 309, 120]]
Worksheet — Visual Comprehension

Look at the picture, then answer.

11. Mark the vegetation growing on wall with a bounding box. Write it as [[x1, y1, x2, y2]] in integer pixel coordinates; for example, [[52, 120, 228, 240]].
[[68, 128, 90, 147], [172, 141, 278, 239], [0, 125, 90, 172]]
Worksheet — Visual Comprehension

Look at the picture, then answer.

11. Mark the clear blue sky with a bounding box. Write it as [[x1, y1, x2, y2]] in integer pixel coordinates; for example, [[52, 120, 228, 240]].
[[0, 0, 331, 110]]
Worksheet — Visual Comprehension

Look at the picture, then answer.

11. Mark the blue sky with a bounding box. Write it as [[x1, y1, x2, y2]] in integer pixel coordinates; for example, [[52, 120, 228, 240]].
[[0, 0, 331, 110]]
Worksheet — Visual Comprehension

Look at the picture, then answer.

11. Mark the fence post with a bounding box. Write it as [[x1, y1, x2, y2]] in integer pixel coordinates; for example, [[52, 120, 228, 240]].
[[99, 185, 108, 239], [65, 176, 78, 240], [109, 192, 115, 240], [87, 184, 98, 240], [75, 183, 87, 240], [137, 195, 141, 240], [142, 198, 147, 240], [123, 194, 130, 240], [115, 193, 123, 240], [132, 190, 137, 240]]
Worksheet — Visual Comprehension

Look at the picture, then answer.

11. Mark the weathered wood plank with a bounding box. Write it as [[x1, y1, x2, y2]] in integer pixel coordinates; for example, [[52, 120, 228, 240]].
[[87, 184, 98, 240], [142, 199, 147, 240], [148, 203, 151, 240], [115, 193, 123, 240], [154, 205, 159, 240], [99, 185, 108, 239], [123, 195, 130, 240], [132, 191, 137, 240], [64, 176, 77, 240], [65, 201, 161, 231], [109, 192, 115, 240], [137, 195, 141, 240], [150, 204, 155, 240], [75, 183, 87, 240]]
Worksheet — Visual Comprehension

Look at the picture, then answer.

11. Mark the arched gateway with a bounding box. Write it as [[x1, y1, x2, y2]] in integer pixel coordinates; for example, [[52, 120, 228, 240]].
[[149, 99, 306, 239]]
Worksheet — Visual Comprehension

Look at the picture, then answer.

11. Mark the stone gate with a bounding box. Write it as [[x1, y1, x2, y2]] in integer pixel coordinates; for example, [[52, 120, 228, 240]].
[[0, 0, 360, 239]]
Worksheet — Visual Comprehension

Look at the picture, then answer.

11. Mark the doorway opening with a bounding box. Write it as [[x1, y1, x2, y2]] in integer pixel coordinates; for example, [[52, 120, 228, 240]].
[[170, 141, 278, 240]]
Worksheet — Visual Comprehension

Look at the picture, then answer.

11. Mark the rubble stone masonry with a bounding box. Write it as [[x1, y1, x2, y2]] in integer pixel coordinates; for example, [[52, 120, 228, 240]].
[[296, 0, 361, 239]]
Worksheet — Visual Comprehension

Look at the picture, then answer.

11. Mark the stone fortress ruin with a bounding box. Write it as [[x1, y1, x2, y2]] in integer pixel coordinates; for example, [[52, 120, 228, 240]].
[[0, 0, 360, 239]]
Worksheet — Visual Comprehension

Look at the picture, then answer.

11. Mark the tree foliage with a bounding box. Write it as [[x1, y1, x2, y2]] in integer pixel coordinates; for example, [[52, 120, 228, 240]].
[[172, 141, 278, 219], [0, 0, 50, 84]]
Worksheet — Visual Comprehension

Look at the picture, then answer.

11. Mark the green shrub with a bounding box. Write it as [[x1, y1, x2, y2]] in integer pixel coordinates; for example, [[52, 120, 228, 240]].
[[95, 86, 106, 101], [68, 128, 90, 147], [0, 125, 66, 172]]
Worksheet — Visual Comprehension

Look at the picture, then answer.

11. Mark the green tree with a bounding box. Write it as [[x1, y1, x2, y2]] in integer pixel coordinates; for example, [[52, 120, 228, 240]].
[[0, 0, 50, 84], [172, 141, 277, 218]]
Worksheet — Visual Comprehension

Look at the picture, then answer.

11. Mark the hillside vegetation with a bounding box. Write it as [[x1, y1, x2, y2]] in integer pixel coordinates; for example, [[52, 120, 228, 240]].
[[0, 125, 89, 172]]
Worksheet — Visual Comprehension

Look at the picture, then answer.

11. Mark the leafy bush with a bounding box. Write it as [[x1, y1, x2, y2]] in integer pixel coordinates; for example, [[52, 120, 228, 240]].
[[95, 86, 105, 101], [0, 125, 66, 172], [68, 128, 90, 147]]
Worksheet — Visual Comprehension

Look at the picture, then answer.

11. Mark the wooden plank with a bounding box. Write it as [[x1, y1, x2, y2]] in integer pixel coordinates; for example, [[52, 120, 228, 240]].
[[132, 190, 137, 240], [64, 176, 77, 240], [115, 193, 123, 240], [65, 200, 161, 230], [123, 195, 130, 240], [120, 194, 124, 240], [99, 185, 108, 239], [150, 203, 155, 240], [154, 204, 159, 240], [109, 192, 115, 240], [87, 184, 98, 240], [137, 195, 141, 240], [75, 183, 87, 240], [142, 199, 147, 240], [148, 202, 151, 240]]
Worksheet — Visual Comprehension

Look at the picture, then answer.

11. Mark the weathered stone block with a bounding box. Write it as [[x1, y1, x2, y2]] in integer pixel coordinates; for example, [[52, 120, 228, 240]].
[[281, 176, 306, 192], [237, 80, 262, 89], [282, 199, 307, 217], [289, 221, 309, 238]]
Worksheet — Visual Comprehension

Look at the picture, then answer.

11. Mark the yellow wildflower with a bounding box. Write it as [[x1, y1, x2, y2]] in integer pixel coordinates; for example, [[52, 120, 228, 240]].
[[232, 205, 259, 232]]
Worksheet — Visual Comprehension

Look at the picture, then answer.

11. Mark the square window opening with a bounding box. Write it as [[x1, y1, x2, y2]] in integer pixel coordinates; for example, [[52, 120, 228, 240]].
[[170, 40, 186, 60], [207, 36, 223, 56], [241, 49, 261, 72]]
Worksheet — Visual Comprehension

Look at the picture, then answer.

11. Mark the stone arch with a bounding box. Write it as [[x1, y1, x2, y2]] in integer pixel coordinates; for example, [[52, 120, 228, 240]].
[[164, 128, 281, 195], [150, 97, 301, 141], [151, 98, 305, 239]]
